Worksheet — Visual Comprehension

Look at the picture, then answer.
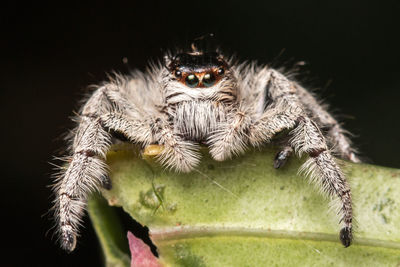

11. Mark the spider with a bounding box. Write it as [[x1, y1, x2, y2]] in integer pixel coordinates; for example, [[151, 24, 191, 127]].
[[53, 41, 360, 252]]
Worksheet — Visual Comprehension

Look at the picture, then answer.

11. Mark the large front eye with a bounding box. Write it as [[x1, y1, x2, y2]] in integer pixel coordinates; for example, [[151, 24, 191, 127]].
[[203, 73, 216, 87], [185, 74, 199, 87]]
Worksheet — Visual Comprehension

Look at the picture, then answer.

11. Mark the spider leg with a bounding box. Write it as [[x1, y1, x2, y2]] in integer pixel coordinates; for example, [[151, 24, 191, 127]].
[[249, 109, 353, 247], [296, 85, 360, 163], [208, 106, 252, 161], [274, 145, 293, 169], [291, 117, 353, 247], [99, 112, 153, 145], [54, 85, 154, 251], [244, 69, 353, 246], [56, 113, 111, 250], [328, 124, 360, 163], [153, 118, 201, 172], [100, 113, 201, 172], [209, 69, 301, 161], [57, 124, 110, 251]]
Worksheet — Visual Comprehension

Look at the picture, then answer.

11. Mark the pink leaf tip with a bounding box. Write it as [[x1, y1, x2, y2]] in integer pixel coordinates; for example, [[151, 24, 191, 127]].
[[127, 231, 162, 267]]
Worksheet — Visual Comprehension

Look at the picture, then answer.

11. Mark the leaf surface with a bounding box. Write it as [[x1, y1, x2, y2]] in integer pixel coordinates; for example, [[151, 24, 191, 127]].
[[88, 145, 400, 266]]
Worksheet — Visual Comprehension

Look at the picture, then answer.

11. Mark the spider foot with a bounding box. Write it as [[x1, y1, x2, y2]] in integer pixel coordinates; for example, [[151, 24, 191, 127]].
[[61, 228, 77, 252], [340, 226, 353, 247], [101, 174, 112, 190], [274, 147, 292, 169]]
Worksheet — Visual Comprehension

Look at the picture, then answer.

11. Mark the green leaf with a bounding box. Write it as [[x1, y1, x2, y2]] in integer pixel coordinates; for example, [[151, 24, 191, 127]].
[[88, 194, 130, 267], [88, 145, 400, 266]]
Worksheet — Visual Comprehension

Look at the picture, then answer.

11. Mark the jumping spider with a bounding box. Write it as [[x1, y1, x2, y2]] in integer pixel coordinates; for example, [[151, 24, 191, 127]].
[[53, 42, 359, 252]]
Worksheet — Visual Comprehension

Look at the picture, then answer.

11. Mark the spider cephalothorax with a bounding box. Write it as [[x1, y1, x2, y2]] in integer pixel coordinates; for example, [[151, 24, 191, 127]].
[[53, 43, 359, 252]]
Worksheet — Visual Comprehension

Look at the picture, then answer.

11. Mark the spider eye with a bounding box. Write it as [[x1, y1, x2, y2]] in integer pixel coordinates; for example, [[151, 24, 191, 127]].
[[185, 74, 199, 87], [217, 67, 225, 75], [202, 73, 216, 87], [175, 70, 182, 78]]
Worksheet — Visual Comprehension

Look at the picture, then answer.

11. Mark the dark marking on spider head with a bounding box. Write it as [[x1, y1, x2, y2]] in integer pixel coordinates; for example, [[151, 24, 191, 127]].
[[168, 51, 228, 88]]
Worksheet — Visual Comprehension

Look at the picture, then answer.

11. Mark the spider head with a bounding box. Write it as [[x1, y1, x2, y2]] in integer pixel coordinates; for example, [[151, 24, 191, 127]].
[[167, 52, 228, 88]]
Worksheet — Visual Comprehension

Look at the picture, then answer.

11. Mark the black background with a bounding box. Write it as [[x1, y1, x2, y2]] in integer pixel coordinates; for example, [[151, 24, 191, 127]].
[[2, 1, 400, 266]]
